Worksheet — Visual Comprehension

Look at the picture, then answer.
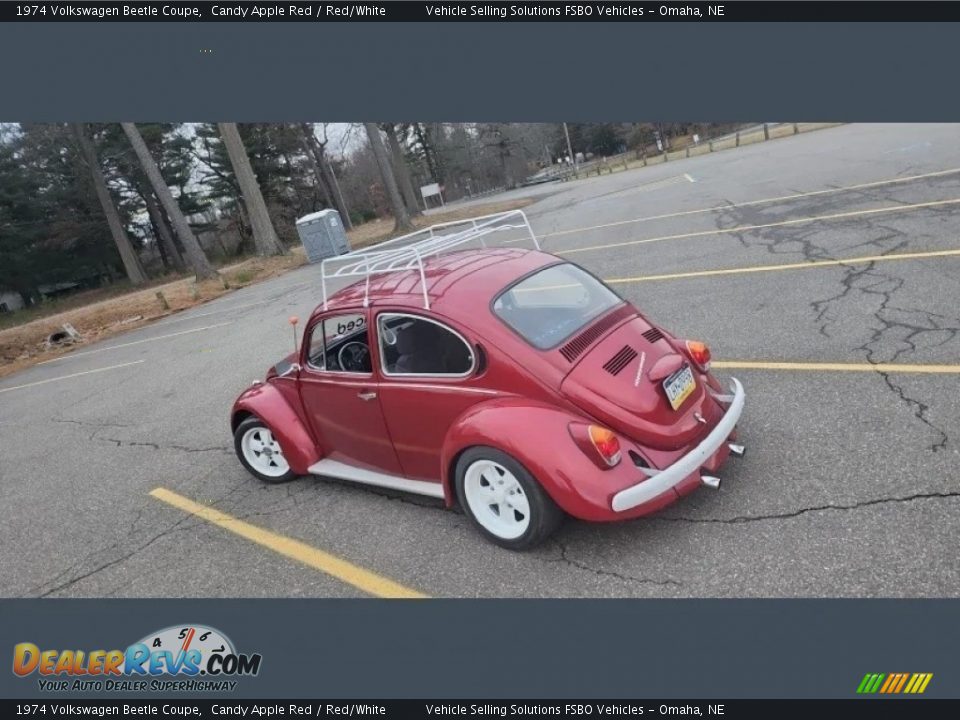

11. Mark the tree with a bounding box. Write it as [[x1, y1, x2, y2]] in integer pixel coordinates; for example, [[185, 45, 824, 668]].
[[217, 123, 285, 256], [93, 123, 201, 273], [3, 124, 129, 299], [382, 123, 421, 216], [364, 123, 413, 233], [142, 188, 185, 272], [411, 123, 443, 183], [72, 124, 147, 285], [121, 123, 218, 280], [300, 123, 353, 229]]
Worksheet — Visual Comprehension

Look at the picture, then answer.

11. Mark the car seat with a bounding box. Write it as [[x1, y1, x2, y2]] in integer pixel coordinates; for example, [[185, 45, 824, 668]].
[[394, 322, 437, 373]]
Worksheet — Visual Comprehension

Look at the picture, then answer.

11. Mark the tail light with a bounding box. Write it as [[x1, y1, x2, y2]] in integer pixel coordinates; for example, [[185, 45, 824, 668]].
[[588, 425, 621, 467], [569, 423, 622, 469], [685, 340, 712, 371]]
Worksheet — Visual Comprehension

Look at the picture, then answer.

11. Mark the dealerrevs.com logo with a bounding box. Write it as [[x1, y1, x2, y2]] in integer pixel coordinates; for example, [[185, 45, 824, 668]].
[[13, 624, 262, 693]]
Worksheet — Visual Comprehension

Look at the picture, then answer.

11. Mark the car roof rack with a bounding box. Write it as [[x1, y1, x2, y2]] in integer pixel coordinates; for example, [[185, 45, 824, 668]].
[[320, 209, 540, 310]]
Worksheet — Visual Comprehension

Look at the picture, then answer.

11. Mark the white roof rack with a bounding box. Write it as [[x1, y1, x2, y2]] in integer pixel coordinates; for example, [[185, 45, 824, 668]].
[[320, 209, 540, 310]]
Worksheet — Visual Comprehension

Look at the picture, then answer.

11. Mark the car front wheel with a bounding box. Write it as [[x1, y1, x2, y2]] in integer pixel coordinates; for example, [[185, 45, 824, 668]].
[[455, 447, 563, 550], [234, 416, 297, 484]]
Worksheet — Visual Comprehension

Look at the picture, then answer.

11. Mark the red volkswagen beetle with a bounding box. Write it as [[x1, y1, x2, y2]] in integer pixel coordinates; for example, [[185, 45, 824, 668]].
[[230, 211, 745, 549]]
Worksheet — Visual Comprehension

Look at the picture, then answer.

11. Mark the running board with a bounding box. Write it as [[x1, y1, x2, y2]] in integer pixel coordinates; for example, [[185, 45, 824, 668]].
[[307, 459, 445, 499]]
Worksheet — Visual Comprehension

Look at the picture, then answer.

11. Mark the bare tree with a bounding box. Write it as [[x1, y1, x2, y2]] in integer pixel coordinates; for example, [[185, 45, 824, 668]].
[[364, 122, 413, 233], [383, 123, 421, 216], [72, 124, 148, 285], [296, 127, 334, 209], [479, 124, 518, 189], [121, 123, 218, 280], [300, 124, 353, 230], [217, 123, 285, 256], [142, 188, 185, 272]]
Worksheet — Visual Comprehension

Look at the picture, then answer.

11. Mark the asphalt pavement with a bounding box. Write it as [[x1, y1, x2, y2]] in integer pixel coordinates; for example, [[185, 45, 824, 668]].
[[2, 123, 958, 598]]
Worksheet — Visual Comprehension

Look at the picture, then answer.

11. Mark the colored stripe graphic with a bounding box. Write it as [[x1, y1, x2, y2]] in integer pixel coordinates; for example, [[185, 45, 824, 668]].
[[858, 673, 933, 694]]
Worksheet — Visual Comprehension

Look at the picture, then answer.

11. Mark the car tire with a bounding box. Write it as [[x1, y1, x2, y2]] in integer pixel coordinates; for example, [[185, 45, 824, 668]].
[[234, 416, 298, 484], [455, 447, 564, 550]]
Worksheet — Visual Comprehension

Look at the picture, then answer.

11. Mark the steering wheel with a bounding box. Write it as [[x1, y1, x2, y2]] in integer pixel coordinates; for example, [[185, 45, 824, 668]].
[[337, 341, 371, 373]]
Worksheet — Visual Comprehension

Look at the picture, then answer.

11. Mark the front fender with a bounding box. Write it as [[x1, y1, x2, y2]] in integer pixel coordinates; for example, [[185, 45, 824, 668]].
[[440, 399, 621, 519], [231, 381, 320, 475]]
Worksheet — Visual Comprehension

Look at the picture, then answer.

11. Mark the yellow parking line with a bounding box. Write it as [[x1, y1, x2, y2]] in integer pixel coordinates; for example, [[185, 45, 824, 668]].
[[558, 198, 960, 256], [713, 360, 960, 374], [149, 487, 427, 599], [604, 248, 960, 284], [0, 360, 145, 395], [541, 167, 960, 240]]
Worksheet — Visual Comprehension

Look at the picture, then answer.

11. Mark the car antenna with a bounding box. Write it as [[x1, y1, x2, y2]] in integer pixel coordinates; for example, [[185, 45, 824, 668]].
[[289, 316, 299, 355]]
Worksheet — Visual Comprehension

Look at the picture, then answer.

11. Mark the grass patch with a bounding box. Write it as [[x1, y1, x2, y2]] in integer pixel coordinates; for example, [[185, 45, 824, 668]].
[[0, 248, 307, 378]]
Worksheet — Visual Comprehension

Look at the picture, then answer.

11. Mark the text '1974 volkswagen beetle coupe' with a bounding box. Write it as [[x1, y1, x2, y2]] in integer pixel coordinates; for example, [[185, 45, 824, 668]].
[[231, 211, 745, 549]]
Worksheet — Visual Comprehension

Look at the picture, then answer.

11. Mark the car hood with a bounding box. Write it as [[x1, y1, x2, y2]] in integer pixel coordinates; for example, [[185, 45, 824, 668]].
[[559, 317, 718, 451], [266, 352, 298, 380]]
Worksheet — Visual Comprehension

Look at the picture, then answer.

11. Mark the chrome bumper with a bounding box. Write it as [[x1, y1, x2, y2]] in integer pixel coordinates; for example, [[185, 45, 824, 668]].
[[610, 378, 746, 512]]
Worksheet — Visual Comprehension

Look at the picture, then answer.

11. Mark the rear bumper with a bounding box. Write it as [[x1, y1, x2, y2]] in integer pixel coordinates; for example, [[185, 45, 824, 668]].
[[610, 377, 745, 512]]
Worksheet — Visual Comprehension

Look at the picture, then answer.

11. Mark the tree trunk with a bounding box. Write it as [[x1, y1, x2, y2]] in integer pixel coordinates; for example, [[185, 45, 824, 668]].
[[152, 216, 170, 271], [300, 124, 353, 230], [297, 125, 335, 208], [414, 123, 441, 182], [364, 122, 413, 233], [143, 188, 185, 272], [384, 123, 421, 215], [121, 123, 219, 280], [217, 123, 285, 256], [72, 124, 148, 286], [324, 158, 352, 229]]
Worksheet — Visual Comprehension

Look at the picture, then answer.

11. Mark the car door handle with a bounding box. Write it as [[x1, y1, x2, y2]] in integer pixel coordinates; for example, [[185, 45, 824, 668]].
[[357, 391, 377, 401]]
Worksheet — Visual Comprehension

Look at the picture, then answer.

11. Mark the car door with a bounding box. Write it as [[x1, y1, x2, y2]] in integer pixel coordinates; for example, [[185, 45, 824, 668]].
[[298, 309, 403, 475], [374, 311, 493, 482]]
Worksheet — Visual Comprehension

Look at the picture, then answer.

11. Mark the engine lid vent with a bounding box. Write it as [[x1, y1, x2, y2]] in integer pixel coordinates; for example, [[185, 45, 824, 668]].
[[642, 327, 665, 344], [559, 312, 622, 362], [603, 345, 638, 376]]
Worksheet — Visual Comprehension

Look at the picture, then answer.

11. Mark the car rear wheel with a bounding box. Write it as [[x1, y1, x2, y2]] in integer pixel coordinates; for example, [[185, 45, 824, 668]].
[[234, 416, 297, 484], [455, 447, 563, 550]]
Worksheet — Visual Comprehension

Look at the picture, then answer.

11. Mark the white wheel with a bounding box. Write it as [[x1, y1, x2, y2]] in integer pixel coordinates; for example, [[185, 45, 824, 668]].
[[240, 425, 290, 478], [462, 459, 531, 541]]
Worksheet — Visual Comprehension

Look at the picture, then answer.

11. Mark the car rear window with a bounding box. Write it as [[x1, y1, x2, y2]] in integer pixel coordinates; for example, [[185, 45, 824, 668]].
[[493, 263, 622, 349]]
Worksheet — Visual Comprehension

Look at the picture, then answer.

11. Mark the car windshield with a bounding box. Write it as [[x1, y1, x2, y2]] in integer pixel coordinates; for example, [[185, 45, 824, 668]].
[[493, 263, 622, 349]]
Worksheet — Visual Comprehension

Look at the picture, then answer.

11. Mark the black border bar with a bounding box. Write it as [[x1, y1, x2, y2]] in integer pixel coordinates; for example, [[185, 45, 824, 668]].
[[2, 700, 960, 718], [3, 600, 959, 699], [5, 2, 960, 23]]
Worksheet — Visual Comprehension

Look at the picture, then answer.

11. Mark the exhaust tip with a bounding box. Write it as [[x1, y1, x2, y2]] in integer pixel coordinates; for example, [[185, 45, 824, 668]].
[[701, 475, 721, 490], [728, 443, 746, 458]]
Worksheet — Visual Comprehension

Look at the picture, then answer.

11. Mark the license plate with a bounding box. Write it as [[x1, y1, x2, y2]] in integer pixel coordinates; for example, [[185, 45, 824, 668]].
[[662, 364, 695, 410]]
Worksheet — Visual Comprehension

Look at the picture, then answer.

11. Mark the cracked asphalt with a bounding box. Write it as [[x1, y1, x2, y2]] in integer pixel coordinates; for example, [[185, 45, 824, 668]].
[[2, 123, 959, 597]]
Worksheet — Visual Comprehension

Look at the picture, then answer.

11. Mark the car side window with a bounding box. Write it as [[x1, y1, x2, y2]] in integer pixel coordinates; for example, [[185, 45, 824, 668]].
[[378, 313, 474, 377], [307, 312, 372, 374]]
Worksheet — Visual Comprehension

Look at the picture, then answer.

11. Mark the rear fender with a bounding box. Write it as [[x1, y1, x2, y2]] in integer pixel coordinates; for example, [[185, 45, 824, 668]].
[[440, 399, 609, 516], [231, 381, 320, 475]]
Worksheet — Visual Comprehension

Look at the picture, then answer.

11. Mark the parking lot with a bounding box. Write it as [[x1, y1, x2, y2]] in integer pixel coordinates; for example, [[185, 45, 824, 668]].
[[2, 123, 959, 598]]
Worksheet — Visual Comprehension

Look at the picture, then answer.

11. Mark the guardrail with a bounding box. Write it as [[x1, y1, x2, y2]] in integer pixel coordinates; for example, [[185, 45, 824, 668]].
[[532, 123, 843, 184]]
